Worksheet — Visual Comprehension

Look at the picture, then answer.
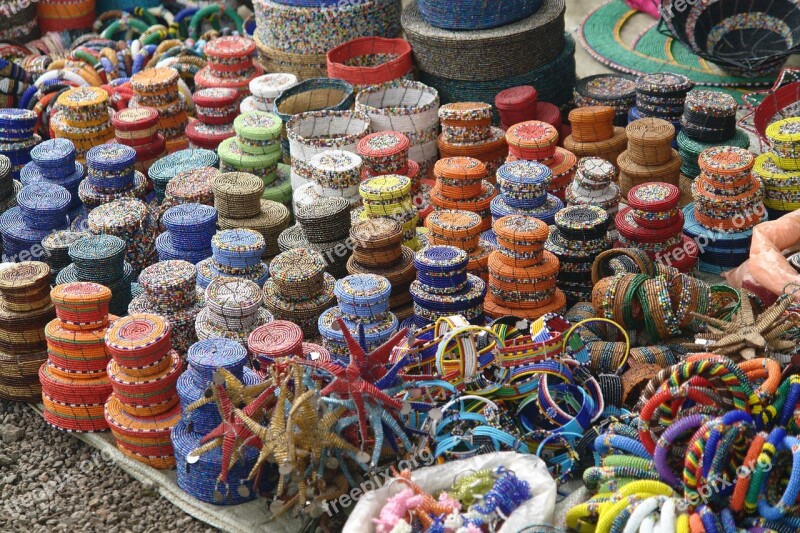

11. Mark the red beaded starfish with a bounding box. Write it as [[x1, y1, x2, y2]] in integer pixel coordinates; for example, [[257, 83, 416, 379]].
[[301, 318, 409, 445], [188, 379, 277, 488]]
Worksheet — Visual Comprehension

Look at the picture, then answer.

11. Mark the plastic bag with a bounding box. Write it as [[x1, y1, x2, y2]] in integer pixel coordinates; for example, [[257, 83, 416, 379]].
[[724, 209, 800, 300], [343, 451, 557, 533], [624, 0, 660, 18]]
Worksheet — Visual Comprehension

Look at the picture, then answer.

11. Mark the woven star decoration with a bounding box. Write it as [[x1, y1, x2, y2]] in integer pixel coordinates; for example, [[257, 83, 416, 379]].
[[186, 367, 275, 414], [691, 293, 795, 360]]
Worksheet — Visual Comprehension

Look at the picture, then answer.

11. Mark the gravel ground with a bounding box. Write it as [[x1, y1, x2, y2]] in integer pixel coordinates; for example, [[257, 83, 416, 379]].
[[0, 400, 218, 533]]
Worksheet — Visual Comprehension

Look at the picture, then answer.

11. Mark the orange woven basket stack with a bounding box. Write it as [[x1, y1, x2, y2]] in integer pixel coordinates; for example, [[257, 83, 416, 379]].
[[428, 156, 498, 232], [437, 102, 509, 182], [563, 106, 628, 168], [425, 209, 494, 282]]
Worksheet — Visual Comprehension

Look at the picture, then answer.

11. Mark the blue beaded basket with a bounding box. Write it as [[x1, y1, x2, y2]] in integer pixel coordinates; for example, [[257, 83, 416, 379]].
[[162, 204, 218, 251], [155, 232, 213, 265], [17, 183, 71, 230], [333, 274, 392, 320], [31, 138, 76, 173], [417, 0, 543, 30], [186, 338, 248, 385], [490, 194, 562, 225]]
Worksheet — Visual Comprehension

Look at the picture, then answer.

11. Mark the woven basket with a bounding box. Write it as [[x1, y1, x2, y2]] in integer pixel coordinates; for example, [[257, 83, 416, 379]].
[[327, 37, 412, 89]]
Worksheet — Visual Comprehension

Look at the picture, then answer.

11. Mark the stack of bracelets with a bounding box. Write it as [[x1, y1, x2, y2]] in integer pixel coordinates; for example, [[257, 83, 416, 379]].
[[564, 105, 628, 170], [0, 155, 20, 220], [111, 108, 166, 175], [186, 88, 238, 151], [758, 117, 800, 217], [241, 72, 298, 114], [307, 149, 364, 206], [149, 148, 219, 203], [574, 73, 637, 126], [617, 117, 682, 197], [87, 198, 159, 276], [485, 215, 565, 320], [78, 143, 148, 211], [546, 205, 612, 305], [22, 139, 84, 219], [565, 157, 621, 238], [410, 245, 487, 327], [176, 338, 259, 437], [686, 146, 766, 274], [425, 209, 494, 282], [195, 36, 263, 103], [41, 230, 90, 277], [630, 72, 693, 136], [291, 197, 353, 278], [358, 174, 421, 250], [355, 80, 440, 179], [0, 262, 54, 402], [346, 218, 417, 320], [226, 111, 283, 189], [429, 157, 497, 233], [129, 260, 204, 354], [196, 277, 272, 346], [495, 85, 539, 130], [196, 228, 269, 289], [319, 273, 398, 361], [0, 110, 38, 181], [215, 179, 290, 261], [247, 320, 304, 375], [104, 313, 182, 469], [491, 160, 563, 226], [262, 248, 336, 338], [162, 167, 218, 210], [130, 67, 189, 153], [568, 354, 800, 532], [40, 282, 113, 432], [51, 87, 114, 163], [620, 182, 698, 272], [0, 184, 69, 263], [157, 203, 217, 265], [59, 234, 133, 316]]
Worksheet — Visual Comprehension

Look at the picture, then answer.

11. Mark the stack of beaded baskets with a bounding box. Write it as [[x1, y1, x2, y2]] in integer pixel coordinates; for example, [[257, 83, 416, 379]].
[[437, 103, 509, 182], [247, 320, 309, 376], [573, 73, 637, 126], [429, 157, 497, 233], [56, 235, 135, 317], [187, 88, 238, 151], [195, 36, 264, 104], [505, 122, 578, 202], [410, 245, 487, 327], [490, 160, 564, 226], [485, 215, 566, 320], [630, 73, 693, 134], [425, 209, 494, 283], [754, 117, 800, 218], [304, 149, 364, 207], [22, 139, 83, 219], [545, 205, 612, 305], [128, 261, 205, 355], [563, 105, 628, 168], [358, 174, 421, 250], [0, 262, 55, 402], [78, 143, 148, 211], [196, 277, 272, 347], [346, 218, 417, 321], [0, 182, 71, 263], [162, 167, 219, 212], [40, 282, 113, 431], [319, 273, 399, 362], [212, 172, 290, 261], [51, 87, 115, 162], [0, 109, 38, 181], [241, 72, 298, 114], [104, 313, 183, 468], [262, 248, 336, 338], [218, 112, 283, 192], [41, 230, 90, 278], [149, 148, 220, 204], [565, 157, 622, 238], [0, 155, 20, 221], [87, 198, 159, 276], [283, 197, 353, 279], [195, 229, 270, 289], [617, 118, 682, 197], [685, 147, 766, 274], [157, 203, 217, 265], [617, 182, 697, 273], [130, 67, 189, 153], [111, 108, 166, 175]]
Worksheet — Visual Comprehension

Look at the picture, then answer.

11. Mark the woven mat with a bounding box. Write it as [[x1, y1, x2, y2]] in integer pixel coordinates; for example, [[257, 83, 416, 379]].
[[579, 0, 777, 100], [26, 404, 301, 533]]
